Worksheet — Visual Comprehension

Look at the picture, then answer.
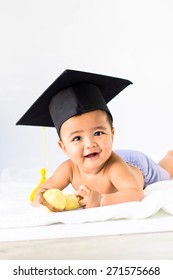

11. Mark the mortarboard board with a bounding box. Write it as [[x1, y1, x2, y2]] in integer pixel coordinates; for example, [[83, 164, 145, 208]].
[[16, 69, 132, 135]]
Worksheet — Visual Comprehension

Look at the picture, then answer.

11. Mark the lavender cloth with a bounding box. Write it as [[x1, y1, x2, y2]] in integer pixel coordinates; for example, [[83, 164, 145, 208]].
[[115, 149, 170, 188]]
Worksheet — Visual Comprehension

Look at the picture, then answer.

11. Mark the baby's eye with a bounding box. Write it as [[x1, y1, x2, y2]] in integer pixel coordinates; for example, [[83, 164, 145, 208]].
[[94, 131, 104, 136], [72, 136, 81, 142]]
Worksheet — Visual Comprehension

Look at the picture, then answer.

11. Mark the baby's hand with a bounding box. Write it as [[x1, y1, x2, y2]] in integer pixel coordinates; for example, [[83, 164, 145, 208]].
[[32, 188, 43, 206], [75, 185, 101, 208]]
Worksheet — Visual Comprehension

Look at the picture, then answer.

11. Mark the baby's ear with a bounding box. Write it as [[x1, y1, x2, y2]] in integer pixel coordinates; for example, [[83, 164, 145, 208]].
[[58, 140, 67, 154]]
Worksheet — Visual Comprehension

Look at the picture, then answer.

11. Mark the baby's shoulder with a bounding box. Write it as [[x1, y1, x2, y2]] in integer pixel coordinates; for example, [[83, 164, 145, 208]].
[[107, 152, 128, 175], [62, 159, 75, 170], [50, 159, 74, 185], [108, 151, 124, 166], [54, 159, 73, 177]]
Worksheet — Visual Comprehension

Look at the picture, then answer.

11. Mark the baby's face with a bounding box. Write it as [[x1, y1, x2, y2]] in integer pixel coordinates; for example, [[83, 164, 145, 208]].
[[58, 110, 114, 174]]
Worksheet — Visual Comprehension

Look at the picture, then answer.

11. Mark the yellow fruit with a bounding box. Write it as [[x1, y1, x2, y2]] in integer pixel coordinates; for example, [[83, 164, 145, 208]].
[[43, 189, 66, 211], [65, 194, 80, 211]]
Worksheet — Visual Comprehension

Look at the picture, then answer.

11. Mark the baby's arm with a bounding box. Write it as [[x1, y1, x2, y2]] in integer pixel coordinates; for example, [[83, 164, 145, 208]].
[[33, 160, 72, 208], [101, 187, 144, 206], [101, 160, 144, 206], [75, 181, 143, 209]]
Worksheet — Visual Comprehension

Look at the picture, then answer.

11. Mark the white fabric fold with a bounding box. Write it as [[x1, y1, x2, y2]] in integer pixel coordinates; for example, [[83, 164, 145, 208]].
[[0, 176, 173, 229]]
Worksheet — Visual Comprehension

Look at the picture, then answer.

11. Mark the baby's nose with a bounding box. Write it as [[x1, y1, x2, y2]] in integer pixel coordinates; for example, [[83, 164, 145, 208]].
[[85, 138, 97, 149]]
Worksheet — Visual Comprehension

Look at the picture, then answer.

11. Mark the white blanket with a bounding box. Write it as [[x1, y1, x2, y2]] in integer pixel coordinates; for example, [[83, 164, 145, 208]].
[[0, 168, 173, 241]]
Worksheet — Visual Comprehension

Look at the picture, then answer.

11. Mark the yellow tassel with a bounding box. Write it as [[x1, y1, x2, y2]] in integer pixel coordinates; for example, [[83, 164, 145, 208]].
[[29, 168, 47, 202], [30, 128, 50, 203]]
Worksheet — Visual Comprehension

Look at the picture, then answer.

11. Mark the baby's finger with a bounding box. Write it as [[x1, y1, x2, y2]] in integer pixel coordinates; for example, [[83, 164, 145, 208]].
[[78, 197, 86, 208]]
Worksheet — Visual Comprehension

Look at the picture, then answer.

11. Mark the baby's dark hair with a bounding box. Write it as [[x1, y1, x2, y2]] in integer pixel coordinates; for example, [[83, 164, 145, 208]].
[[104, 111, 113, 129], [59, 109, 113, 140]]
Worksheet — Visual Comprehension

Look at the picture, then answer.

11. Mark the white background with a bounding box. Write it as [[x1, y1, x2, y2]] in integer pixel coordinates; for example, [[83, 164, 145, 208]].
[[1, 0, 173, 173]]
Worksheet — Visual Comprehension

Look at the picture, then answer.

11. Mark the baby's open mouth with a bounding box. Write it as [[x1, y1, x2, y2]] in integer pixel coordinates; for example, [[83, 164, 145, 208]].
[[85, 152, 98, 158]]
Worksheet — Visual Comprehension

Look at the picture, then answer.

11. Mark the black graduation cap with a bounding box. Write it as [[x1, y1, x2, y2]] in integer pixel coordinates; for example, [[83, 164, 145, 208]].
[[16, 69, 132, 135]]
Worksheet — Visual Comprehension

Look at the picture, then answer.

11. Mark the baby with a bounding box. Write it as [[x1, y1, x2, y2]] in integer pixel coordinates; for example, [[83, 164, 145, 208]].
[[16, 69, 173, 211]]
